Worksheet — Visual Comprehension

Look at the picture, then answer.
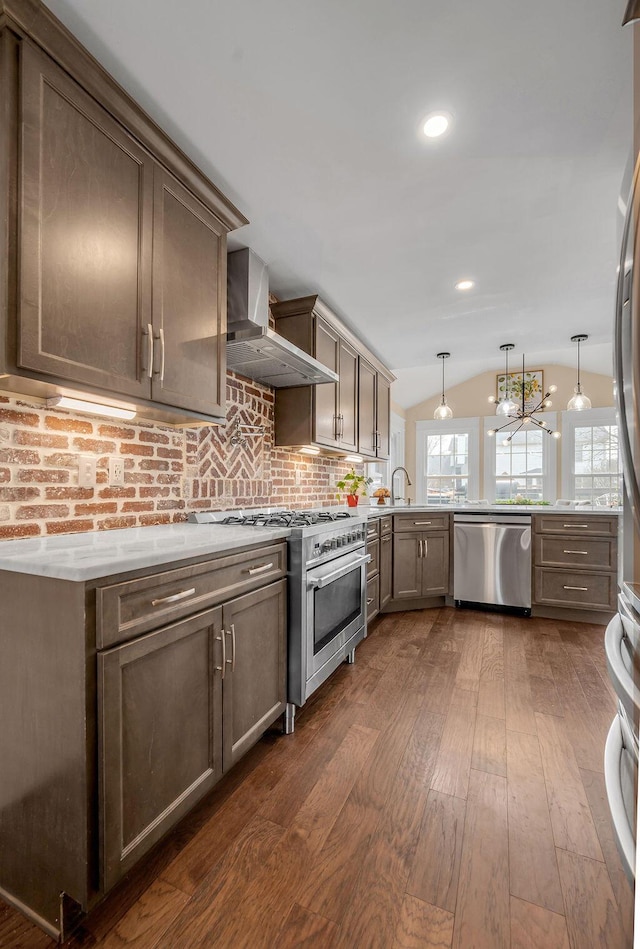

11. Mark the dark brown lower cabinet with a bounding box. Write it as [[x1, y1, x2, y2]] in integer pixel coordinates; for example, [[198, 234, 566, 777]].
[[99, 608, 223, 891], [393, 530, 449, 599], [99, 578, 287, 891], [222, 581, 287, 770]]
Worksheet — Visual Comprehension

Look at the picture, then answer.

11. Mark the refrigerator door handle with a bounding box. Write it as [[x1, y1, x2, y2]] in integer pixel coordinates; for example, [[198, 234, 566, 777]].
[[604, 714, 636, 883], [604, 614, 640, 715], [614, 156, 640, 537]]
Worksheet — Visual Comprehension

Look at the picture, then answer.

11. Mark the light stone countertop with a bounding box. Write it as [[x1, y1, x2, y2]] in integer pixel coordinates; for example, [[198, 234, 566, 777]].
[[363, 503, 622, 519], [0, 523, 291, 582]]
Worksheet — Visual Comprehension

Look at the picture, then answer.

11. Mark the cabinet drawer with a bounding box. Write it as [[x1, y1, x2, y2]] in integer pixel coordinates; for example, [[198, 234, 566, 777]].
[[367, 574, 380, 623], [96, 543, 287, 648], [366, 519, 380, 540], [533, 567, 617, 612], [367, 537, 380, 579], [534, 535, 617, 571], [379, 515, 392, 536], [393, 512, 450, 532], [533, 514, 618, 537]]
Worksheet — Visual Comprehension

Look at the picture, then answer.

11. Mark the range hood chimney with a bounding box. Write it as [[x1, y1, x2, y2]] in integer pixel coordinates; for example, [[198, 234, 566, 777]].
[[226, 248, 339, 388]]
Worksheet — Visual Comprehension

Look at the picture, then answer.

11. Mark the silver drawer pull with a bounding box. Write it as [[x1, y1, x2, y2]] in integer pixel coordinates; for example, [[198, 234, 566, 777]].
[[563, 550, 588, 555], [151, 587, 196, 606], [246, 562, 274, 575], [413, 521, 432, 525], [563, 585, 588, 592], [564, 524, 589, 528], [367, 597, 375, 605]]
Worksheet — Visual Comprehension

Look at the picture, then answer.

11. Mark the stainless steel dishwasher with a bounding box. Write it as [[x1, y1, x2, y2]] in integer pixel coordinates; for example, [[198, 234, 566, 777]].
[[453, 513, 532, 614]]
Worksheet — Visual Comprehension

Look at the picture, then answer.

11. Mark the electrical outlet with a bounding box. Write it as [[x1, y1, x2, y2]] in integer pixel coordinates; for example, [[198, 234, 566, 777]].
[[109, 457, 125, 486], [78, 454, 96, 487]]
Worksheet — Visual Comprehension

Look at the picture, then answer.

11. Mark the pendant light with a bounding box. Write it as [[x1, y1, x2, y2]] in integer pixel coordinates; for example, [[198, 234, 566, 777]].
[[567, 334, 591, 411], [433, 352, 453, 420], [488, 343, 519, 416]]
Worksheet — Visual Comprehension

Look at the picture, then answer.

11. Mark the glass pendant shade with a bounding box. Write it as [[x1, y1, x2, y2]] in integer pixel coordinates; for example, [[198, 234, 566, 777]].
[[495, 397, 518, 417], [434, 399, 453, 421], [567, 385, 592, 412], [567, 334, 590, 411]]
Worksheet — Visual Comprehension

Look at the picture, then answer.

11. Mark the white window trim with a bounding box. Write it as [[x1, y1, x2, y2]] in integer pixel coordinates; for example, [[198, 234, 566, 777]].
[[415, 417, 480, 504], [483, 412, 558, 503], [561, 406, 618, 501]]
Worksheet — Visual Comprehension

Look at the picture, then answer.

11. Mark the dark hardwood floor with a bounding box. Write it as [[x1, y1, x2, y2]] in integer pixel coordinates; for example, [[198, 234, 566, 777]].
[[0, 608, 633, 948]]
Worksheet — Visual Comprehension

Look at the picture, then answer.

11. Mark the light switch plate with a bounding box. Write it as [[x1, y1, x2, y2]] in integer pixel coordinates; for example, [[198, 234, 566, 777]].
[[78, 454, 96, 487]]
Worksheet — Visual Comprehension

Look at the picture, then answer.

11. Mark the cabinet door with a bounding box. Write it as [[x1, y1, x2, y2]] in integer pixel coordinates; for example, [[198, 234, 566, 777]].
[[338, 338, 358, 451], [367, 574, 380, 623], [98, 607, 223, 891], [421, 530, 450, 596], [313, 317, 339, 446], [367, 537, 380, 580], [19, 42, 153, 398], [358, 358, 377, 457], [392, 532, 422, 599], [152, 168, 226, 416], [380, 531, 393, 610], [222, 580, 286, 771], [376, 374, 391, 459]]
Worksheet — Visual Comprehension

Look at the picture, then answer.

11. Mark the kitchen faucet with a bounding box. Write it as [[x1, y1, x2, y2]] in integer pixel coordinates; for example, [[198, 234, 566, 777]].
[[390, 467, 412, 506]]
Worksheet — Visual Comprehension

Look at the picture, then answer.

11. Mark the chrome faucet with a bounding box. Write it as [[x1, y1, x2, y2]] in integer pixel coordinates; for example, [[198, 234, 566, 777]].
[[390, 466, 412, 506]]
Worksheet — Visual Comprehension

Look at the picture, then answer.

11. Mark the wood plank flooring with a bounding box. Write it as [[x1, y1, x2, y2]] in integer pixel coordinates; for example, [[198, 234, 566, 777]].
[[0, 608, 632, 948]]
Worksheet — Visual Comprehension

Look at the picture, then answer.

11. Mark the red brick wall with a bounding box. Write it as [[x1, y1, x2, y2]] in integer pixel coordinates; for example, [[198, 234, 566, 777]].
[[0, 374, 363, 540]]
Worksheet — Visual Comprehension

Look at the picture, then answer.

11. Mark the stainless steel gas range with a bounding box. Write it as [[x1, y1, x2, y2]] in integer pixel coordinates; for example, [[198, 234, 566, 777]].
[[188, 509, 370, 732]]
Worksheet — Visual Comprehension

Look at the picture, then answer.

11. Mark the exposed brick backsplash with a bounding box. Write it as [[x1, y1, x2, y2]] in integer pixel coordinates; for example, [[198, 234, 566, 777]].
[[0, 373, 363, 540]]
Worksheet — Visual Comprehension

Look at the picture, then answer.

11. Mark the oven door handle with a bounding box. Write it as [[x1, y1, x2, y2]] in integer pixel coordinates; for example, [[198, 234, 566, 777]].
[[308, 554, 371, 589]]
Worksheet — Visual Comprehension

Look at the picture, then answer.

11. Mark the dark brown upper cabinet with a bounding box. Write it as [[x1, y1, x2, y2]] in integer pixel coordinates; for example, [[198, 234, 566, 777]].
[[272, 295, 394, 455], [358, 356, 391, 460], [0, 5, 246, 424]]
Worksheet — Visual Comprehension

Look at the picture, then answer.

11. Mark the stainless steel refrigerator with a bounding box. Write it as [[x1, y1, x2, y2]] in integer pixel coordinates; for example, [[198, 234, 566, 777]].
[[606, 137, 640, 887]]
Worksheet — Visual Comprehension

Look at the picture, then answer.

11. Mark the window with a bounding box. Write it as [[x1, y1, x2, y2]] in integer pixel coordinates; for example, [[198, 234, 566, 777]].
[[416, 419, 480, 504], [484, 414, 557, 503], [562, 408, 621, 506]]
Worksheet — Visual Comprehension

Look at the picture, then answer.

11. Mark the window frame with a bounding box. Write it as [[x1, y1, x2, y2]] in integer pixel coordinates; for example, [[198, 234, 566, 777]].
[[483, 412, 558, 503], [415, 417, 480, 505], [561, 406, 621, 505]]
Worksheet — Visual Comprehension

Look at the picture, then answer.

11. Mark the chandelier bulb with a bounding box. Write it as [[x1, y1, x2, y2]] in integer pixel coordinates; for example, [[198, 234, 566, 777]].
[[487, 429, 496, 437], [551, 431, 561, 439], [548, 384, 558, 393]]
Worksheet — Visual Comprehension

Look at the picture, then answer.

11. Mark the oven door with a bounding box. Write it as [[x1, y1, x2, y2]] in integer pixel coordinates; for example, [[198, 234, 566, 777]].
[[306, 548, 370, 680]]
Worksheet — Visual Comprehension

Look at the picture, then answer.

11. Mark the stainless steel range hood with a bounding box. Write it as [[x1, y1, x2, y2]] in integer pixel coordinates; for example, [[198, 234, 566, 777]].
[[226, 248, 339, 388]]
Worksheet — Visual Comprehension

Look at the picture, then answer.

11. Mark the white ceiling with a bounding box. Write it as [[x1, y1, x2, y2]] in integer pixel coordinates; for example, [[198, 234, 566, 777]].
[[47, 0, 632, 408]]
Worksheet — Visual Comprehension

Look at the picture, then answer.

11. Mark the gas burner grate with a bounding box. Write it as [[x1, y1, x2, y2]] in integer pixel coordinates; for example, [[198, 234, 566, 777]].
[[221, 509, 354, 528]]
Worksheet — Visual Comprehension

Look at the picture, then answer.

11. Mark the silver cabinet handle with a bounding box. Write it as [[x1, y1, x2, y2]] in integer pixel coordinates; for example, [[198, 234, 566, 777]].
[[142, 323, 153, 378], [246, 562, 274, 575], [225, 623, 236, 672], [154, 326, 166, 383], [604, 715, 636, 882], [367, 597, 374, 605], [418, 539, 423, 558], [563, 550, 588, 555], [563, 585, 588, 591], [414, 521, 433, 526], [151, 587, 196, 606], [216, 630, 226, 679], [564, 524, 589, 529]]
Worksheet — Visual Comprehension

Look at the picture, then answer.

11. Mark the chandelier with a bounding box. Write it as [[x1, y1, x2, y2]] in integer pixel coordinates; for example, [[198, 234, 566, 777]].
[[487, 352, 561, 442]]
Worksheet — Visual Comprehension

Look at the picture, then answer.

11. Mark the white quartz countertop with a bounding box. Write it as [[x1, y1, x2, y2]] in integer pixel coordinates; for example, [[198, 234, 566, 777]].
[[0, 523, 291, 581], [364, 504, 621, 518]]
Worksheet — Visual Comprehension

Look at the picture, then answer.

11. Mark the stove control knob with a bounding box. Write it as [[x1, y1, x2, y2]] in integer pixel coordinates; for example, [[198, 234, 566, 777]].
[[331, 537, 338, 549], [321, 540, 332, 552]]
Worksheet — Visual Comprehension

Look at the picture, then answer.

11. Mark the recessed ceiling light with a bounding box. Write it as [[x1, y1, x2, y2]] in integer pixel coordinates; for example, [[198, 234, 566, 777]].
[[455, 279, 475, 291], [423, 113, 450, 138]]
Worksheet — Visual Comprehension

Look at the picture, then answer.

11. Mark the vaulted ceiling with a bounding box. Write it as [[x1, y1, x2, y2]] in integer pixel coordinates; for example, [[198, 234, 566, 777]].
[[48, 0, 632, 407]]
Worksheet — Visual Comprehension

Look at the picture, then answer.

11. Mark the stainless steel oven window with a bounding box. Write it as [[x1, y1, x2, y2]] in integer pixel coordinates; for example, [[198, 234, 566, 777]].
[[312, 570, 362, 654]]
